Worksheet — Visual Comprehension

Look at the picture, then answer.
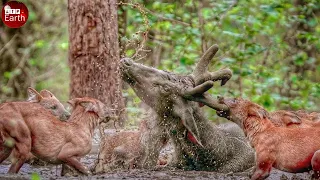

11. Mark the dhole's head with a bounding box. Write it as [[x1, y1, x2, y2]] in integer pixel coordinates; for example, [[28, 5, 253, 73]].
[[67, 97, 114, 123], [27, 87, 70, 121], [218, 97, 269, 128]]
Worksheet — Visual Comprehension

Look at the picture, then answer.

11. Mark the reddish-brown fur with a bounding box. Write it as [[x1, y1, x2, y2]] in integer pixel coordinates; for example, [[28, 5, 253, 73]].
[[219, 97, 320, 180], [269, 110, 320, 127], [0, 97, 111, 175], [94, 120, 168, 173], [0, 88, 70, 172]]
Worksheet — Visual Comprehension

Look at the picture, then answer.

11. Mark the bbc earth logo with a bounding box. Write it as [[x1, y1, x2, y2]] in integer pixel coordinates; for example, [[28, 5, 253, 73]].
[[1, 1, 28, 28]]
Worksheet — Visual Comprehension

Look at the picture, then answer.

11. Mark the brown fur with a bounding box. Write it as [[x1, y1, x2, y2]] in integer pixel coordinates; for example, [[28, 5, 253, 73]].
[[0, 97, 111, 175], [220, 97, 320, 180], [94, 120, 169, 173], [269, 110, 320, 127], [0, 88, 70, 171], [120, 58, 254, 172]]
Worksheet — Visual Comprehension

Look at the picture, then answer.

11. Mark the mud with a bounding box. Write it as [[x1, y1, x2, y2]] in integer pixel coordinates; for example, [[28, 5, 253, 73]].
[[0, 154, 313, 180], [0, 130, 313, 180]]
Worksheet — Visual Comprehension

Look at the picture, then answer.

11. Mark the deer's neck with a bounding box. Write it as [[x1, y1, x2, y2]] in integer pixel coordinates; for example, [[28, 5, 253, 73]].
[[243, 117, 273, 146], [195, 109, 226, 147]]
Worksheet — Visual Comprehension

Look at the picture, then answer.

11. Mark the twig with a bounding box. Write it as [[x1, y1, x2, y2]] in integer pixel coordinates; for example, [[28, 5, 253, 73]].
[[0, 34, 18, 58], [143, 7, 191, 27]]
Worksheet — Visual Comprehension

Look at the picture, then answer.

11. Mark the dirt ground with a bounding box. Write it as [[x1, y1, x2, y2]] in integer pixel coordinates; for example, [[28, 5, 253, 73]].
[[0, 153, 313, 180], [0, 131, 313, 180]]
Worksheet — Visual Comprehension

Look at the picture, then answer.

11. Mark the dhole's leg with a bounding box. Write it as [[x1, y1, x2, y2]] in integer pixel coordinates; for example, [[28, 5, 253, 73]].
[[312, 150, 320, 179], [251, 153, 273, 180], [61, 157, 91, 175], [57, 143, 91, 175], [7, 142, 31, 173], [0, 146, 13, 163], [8, 157, 26, 173], [0, 135, 15, 163]]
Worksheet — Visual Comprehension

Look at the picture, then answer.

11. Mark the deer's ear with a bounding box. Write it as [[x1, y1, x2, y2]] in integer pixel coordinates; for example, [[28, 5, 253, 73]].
[[27, 87, 43, 102], [248, 105, 268, 119], [173, 104, 203, 147], [39, 90, 54, 98]]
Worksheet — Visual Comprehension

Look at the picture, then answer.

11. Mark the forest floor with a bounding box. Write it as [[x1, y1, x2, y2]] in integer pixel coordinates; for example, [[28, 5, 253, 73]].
[[0, 130, 313, 180], [0, 152, 313, 180]]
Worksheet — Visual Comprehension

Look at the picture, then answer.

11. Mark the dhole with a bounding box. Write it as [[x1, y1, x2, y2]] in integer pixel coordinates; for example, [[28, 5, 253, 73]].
[[0, 87, 70, 171], [94, 120, 169, 173], [269, 110, 320, 128], [218, 97, 320, 180], [26, 87, 71, 121], [0, 97, 112, 174]]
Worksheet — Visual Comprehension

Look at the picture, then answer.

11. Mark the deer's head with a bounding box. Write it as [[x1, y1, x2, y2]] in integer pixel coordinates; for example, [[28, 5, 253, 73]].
[[121, 44, 231, 146]]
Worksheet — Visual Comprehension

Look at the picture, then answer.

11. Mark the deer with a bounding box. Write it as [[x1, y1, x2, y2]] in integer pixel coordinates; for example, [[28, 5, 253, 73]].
[[0, 88, 71, 168], [119, 44, 255, 173], [0, 97, 113, 174], [217, 97, 320, 180]]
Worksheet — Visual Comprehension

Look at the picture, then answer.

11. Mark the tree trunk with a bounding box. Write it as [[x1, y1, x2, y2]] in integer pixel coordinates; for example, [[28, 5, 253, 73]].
[[65, 0, 125, 176]]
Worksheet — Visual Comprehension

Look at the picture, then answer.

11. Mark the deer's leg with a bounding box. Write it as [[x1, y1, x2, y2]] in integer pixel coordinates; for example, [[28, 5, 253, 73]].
[[312, 150, 320, 179], [138, 126, 168, 169]]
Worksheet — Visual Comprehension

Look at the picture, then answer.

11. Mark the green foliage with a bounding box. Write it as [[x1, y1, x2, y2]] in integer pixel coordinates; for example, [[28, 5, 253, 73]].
[[1, 0, 319, 125], [31, 173, 41, 180], [123, 0, 320, 123]]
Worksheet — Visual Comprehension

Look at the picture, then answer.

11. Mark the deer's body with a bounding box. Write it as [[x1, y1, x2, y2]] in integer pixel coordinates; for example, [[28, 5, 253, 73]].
[[218, 97, 320, 180], [120, 46, 255, 173]]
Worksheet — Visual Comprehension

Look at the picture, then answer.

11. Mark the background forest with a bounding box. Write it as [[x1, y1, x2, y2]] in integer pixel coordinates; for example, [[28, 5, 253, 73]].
[[1, 0, 319, 126]]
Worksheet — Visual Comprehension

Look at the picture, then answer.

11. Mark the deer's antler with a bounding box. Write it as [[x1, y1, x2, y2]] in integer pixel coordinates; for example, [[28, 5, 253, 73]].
[[181, 82, 229, 111], [181, 44, 232, 111], [193, 44, 232, 86]]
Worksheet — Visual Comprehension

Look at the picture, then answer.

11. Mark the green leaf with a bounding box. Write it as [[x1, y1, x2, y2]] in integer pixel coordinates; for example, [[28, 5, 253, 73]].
[[31, 173, 41, 180]]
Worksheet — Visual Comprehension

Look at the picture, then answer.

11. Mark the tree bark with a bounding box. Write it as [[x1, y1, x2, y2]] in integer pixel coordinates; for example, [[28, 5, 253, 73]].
[[66, 0, 125, 176]]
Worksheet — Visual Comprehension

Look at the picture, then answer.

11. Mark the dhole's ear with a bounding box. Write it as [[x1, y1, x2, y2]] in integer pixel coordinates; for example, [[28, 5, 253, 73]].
[[67, 99, 77, 107], [27, 87, 43, 102], [282, 112, 301, 125], [80, 101, 98, 114], [39, 89, 54, 98], [248, 105, 268, 119]]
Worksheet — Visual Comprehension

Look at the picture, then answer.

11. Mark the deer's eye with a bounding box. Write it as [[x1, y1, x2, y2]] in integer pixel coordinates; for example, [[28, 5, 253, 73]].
[[162, 85, 170, 92], [51, 105, 57, 110]]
